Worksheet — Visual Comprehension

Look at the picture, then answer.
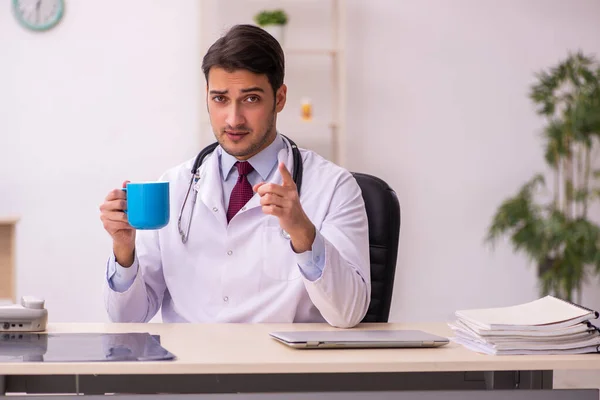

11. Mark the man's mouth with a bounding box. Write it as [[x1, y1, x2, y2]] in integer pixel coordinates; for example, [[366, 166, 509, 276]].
[[225, 131, 249, 141]]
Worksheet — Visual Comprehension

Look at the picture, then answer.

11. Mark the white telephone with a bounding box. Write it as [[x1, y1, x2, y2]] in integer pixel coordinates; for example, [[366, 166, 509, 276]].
[[0, 296, 48, 332]]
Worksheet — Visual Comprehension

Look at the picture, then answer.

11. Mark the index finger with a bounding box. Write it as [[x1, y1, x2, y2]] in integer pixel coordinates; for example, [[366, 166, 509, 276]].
[[105, 189, 127, 201], [105, 181, 130, 201], [278, 162, 295, 188]]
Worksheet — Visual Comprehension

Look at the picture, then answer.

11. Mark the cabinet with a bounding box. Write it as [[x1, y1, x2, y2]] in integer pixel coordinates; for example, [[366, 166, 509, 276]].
[[0, 217, 18, 305], [198, 0, 346, 166]]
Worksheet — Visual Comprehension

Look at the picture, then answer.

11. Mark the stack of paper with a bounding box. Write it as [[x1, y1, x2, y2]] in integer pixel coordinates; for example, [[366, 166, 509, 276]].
[[449, 296, 600, 355]]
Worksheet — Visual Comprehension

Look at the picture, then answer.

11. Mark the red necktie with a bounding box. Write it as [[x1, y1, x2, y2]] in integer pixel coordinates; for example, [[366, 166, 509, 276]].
[[227, 161, 255, 223]]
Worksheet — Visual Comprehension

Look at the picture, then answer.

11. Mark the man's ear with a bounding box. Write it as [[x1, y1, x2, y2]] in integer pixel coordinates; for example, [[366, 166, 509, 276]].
[[205, 84, 210, 111], [275, 84, 287, 113]]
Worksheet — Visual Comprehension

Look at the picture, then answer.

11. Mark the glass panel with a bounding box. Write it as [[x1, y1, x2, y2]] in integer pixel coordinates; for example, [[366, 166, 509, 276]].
[[0, 332, 175, 362]]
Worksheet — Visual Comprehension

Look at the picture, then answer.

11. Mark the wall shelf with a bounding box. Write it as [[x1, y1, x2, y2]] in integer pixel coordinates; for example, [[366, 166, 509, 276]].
[[284, 48, 338, 56]]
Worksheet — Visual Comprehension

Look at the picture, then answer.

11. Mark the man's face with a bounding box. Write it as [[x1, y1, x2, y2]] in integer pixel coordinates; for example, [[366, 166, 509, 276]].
[[207, 67, 287, 160]]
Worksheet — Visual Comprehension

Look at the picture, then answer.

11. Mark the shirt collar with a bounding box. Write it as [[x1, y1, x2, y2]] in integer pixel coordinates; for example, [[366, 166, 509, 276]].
[[220, 132, 285, 181]]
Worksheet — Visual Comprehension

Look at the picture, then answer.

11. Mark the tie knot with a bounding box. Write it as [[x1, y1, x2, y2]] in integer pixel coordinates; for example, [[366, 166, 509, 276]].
[[235, 161, 254, 177]]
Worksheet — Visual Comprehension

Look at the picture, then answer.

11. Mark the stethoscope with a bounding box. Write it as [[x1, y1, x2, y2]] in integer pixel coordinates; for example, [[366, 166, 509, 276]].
[[177, 135, 303, 244]]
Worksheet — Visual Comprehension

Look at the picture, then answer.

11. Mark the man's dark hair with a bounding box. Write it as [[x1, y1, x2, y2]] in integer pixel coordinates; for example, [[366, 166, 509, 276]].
[[202, 24, 285, 94]]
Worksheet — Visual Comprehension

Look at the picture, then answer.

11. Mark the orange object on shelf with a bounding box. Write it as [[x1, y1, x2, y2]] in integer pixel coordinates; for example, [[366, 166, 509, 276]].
[[301, 98, 312, 121]]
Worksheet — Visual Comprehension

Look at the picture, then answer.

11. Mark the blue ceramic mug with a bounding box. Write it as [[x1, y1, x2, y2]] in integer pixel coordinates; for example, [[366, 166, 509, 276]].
[[123, 182, 170, 230]]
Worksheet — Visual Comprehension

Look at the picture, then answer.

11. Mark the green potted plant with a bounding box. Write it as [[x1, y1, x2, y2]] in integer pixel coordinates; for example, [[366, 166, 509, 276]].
[[486, 51, 600, 303], [254, 9, 288, 44]]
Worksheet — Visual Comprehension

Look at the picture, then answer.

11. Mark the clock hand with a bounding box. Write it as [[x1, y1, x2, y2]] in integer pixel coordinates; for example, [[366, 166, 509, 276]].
[[35, 0, 42, 24]]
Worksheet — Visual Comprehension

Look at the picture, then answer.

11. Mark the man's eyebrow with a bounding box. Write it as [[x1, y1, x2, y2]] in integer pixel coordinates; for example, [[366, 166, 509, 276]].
[[209, 89, 228, 95], [240, 87, 265, 93]]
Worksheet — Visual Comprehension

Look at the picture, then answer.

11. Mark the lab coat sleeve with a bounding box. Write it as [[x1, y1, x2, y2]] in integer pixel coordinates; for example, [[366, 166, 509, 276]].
[[106, 255, 139, 292], [302, 171, 371, 328], [295, 229, 326, 281], [103, 228, 167, 323]]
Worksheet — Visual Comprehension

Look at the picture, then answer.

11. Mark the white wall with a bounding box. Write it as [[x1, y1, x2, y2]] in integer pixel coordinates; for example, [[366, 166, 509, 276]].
[[3, 0, 600, 324], [0, 1, 202, 321], [345, 0, 600, 322]]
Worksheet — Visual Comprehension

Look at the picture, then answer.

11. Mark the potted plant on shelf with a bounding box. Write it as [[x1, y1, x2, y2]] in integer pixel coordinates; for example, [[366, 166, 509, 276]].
[[254, 9, 288, 45], [486, 51, 600, 303]]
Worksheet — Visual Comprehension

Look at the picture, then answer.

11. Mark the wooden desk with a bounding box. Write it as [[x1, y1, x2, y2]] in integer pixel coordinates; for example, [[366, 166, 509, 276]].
[[2, 322, 600, 395]]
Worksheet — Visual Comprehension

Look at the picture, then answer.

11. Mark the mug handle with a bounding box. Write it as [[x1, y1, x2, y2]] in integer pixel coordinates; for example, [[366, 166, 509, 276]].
[[121, 187, 128, 214]]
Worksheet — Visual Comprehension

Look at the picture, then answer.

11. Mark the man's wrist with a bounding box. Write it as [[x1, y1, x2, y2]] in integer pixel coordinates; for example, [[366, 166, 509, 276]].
[[113, 243, 135, 267], [290, 222, 316, 253]]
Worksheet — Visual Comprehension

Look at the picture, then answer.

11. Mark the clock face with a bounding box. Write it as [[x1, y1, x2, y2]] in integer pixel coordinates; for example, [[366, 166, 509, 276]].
[[12, 0, 65, 32]]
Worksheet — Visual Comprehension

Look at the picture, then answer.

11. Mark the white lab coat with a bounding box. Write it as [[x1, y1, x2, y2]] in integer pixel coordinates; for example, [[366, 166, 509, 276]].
[[104, 141, 371, 328]]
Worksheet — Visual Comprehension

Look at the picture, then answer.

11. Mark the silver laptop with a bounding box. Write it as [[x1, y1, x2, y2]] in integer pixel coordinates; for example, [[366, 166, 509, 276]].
[[269, 329, 450, 349]]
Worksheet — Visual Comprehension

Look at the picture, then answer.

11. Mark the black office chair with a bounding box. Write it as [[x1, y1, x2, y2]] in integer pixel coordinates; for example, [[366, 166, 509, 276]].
[[351, 172, 401, 323]]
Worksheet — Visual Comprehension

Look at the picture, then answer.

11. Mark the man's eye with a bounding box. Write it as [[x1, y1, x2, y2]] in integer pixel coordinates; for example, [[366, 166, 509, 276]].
[[246, 96, 260, 103], [212, 96, 226, 103]]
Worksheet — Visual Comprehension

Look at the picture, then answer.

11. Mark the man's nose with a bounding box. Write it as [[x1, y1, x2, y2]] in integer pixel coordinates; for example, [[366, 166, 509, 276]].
[[225, 105, 246, 128]]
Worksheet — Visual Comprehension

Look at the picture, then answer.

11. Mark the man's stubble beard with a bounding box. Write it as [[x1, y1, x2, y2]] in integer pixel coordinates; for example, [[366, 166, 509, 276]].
[[216, 111, 277, 159]]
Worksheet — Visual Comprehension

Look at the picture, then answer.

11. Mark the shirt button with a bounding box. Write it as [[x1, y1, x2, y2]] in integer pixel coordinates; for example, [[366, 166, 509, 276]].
[[227, 250, 233, 256], [241, 207, 246, 211], [212, 207, 218, 212], [223, 296, 229, 302]]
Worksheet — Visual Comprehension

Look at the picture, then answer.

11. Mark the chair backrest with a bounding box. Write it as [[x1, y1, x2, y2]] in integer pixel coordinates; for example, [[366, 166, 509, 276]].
[[351, 172, 401, 323]]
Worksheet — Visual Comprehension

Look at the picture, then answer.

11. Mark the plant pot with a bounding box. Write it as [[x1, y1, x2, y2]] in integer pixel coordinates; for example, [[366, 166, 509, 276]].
[[262, 24, 285, 45]]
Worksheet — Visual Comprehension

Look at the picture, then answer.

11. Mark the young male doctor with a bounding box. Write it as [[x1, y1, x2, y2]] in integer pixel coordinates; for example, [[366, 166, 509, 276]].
[[99, 24, 370, 328]]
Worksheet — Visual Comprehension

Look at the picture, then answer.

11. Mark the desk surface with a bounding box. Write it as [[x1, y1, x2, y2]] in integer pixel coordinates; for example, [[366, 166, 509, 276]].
[[2, 322, 600, 375]]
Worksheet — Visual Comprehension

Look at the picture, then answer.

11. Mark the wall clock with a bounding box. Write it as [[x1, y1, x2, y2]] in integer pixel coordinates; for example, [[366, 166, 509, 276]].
[[12, 0, 65, 32]]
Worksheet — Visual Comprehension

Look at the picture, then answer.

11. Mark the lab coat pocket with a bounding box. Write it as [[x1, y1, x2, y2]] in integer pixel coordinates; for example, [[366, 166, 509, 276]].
[[261, 224, 302, 281]]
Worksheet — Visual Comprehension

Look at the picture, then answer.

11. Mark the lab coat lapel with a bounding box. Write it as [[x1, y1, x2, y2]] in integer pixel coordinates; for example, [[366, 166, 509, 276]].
[[196, 150, 228, 226], [243, 145, 294, 212]]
